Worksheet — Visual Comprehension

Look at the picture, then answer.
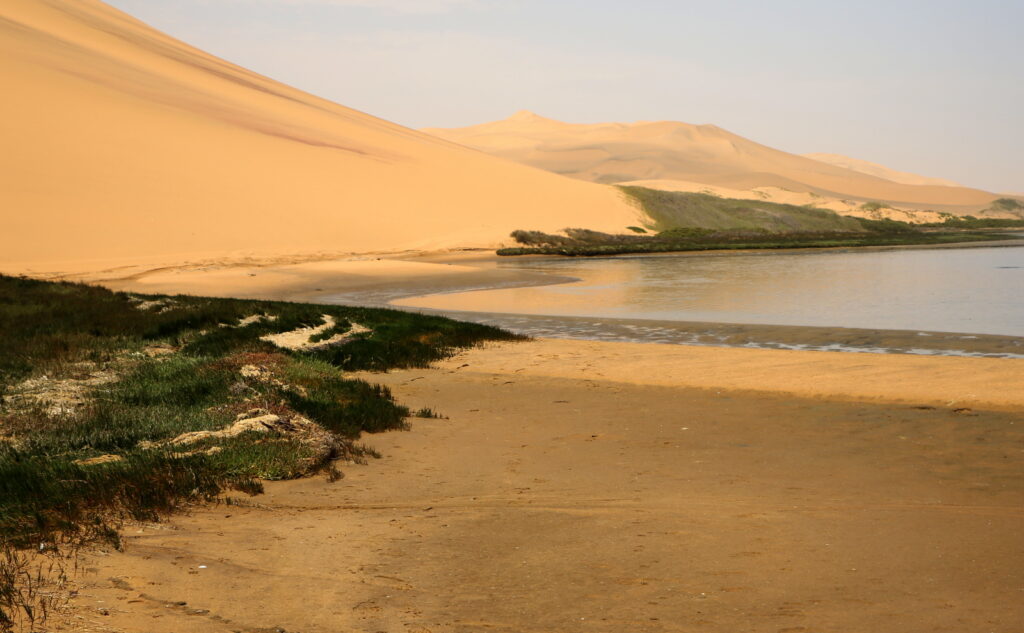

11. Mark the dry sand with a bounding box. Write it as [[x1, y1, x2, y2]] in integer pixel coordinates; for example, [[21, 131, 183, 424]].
[[100, 257, 556, 303], [0, 0, 641, 275], [61, 338, 1024, 633], [424, 111, 1003, 213], [801, 153, 962, 188]]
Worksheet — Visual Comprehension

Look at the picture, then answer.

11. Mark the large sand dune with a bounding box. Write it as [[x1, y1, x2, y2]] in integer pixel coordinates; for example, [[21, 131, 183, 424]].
[[0, 0, 641, 274], [424, 111, 999, 213], [801, 153, 961, 188]]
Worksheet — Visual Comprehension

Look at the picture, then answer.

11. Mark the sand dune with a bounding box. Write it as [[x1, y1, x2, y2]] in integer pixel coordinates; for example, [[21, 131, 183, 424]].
[[801, 153, 961, 188], [0, 1, 641, 275], [424, 111, 999, 213]]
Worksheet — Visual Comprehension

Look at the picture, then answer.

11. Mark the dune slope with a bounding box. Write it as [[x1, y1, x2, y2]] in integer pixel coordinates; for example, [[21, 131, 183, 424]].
[[424, 111, 998, 212], [0, 0, 641, 274], [801, 153, 961, 188]]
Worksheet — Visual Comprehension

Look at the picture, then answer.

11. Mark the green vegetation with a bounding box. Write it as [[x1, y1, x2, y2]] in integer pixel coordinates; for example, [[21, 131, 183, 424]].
[[990, 198, 1024, 212], [0, 273, 520, 622], [618, 186, 866, 233], [919, 214, 1024, 229], [498, 228, 1005, 256], [859, 201, 892, 213], [497, 188, 1022, 257]]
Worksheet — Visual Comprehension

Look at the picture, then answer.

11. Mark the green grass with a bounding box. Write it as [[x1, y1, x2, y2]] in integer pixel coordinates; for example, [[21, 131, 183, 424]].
[[0, 274, 521, 560], [919, 214, 1024, 229], [618, 186, 867, 233], [497, 188, 1020, 257], [989, 198, 1024, 213], [498, 227, 1008, 257]]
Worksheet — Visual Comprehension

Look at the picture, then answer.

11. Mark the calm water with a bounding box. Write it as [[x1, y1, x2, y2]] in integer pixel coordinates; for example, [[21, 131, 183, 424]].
[[398, 244, 1024, 337]]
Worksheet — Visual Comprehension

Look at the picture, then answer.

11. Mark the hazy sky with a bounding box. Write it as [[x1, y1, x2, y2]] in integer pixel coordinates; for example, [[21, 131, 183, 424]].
[[107, 0, 1022, 193]]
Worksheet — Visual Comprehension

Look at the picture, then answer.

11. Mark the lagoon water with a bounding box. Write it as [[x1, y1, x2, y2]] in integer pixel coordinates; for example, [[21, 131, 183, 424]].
[[397, 243, 1024, 337]]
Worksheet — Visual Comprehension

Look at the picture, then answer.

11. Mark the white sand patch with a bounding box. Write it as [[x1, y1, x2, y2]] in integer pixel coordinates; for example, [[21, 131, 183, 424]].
[[260, 315, 370, 352], [238, 313, 277, 327], [131, 297, 177, 312], [160, 412, 305, 447], [7, 366, 121, 416], [138, 408, 341, 469]]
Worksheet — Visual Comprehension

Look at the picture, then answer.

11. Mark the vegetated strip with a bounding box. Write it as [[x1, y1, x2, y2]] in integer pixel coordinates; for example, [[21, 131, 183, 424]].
[[0, 274, 522, 554], [497, 188, 1024, 256]]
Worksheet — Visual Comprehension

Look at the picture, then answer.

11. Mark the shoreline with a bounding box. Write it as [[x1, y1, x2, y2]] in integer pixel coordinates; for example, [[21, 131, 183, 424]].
[[379, 309, 1024, 358], [13, 227, 1021, 284], [87, 238, 1024, 358]]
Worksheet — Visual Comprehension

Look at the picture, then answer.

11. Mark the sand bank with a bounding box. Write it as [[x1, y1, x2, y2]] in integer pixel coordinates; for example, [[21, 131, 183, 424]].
[[430, 339, 1024, 410], [100, 255, 559, 304], [65, 338, 1024, 632]]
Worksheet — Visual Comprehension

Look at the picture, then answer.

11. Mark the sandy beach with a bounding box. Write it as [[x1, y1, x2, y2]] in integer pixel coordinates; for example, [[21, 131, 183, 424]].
[[4, 2, 1022, 632], [18, 234, 1024, 633], [61, 337, 1023, 632], [28, 243, 1021, 633]]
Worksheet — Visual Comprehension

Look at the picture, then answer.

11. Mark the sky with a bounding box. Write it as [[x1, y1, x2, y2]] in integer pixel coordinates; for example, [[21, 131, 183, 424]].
[[107, 0, 1023, 193]]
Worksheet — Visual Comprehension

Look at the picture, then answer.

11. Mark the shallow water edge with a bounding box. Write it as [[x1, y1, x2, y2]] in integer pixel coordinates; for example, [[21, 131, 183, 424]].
[[322, 280, 1024, 359]]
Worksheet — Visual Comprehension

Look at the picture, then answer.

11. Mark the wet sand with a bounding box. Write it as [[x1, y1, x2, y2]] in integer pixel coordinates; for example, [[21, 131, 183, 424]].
[[64, 339, 1024, 633], [389, 310, 1024, 357], [99, 255, 565, 304]]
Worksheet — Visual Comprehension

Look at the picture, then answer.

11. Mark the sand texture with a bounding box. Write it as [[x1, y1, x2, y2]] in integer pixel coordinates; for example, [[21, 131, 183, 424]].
[[65, 338, 1024, 632], [424, 111, 1003, 213], [0, 1, 641, 275]]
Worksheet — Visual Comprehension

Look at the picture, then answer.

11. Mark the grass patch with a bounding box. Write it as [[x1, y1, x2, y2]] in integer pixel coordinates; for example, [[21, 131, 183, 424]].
[[0, 272, 521, 620], [498, 227, 1007, 257], [497, 188, 1020, 256], [919, 214, 1024, 229], [618, 186, 866, 233]]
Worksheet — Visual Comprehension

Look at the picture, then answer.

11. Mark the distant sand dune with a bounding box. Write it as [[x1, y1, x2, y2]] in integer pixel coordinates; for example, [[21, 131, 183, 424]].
[[801, 153, 962, 188], [0, 0, 642, 275], [424, 111, 999, 213]]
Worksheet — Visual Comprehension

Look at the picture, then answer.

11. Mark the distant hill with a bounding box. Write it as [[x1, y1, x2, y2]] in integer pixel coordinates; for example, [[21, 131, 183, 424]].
[[424, 112, 999, 214], [801, 153, 961, 187]]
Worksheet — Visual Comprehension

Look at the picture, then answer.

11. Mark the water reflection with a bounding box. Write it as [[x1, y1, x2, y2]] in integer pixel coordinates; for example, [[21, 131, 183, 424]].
[[395, 245, 1024, 336]]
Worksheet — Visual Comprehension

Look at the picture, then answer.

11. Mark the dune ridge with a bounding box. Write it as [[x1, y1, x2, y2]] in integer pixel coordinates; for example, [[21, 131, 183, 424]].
[[0, 0, 641, 275], [424, 111, 1000, 213]]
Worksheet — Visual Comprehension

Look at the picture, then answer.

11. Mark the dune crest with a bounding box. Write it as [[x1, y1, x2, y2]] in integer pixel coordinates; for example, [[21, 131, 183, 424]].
[[424, 113, 999, 213], [0, 0, 641, 274]]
